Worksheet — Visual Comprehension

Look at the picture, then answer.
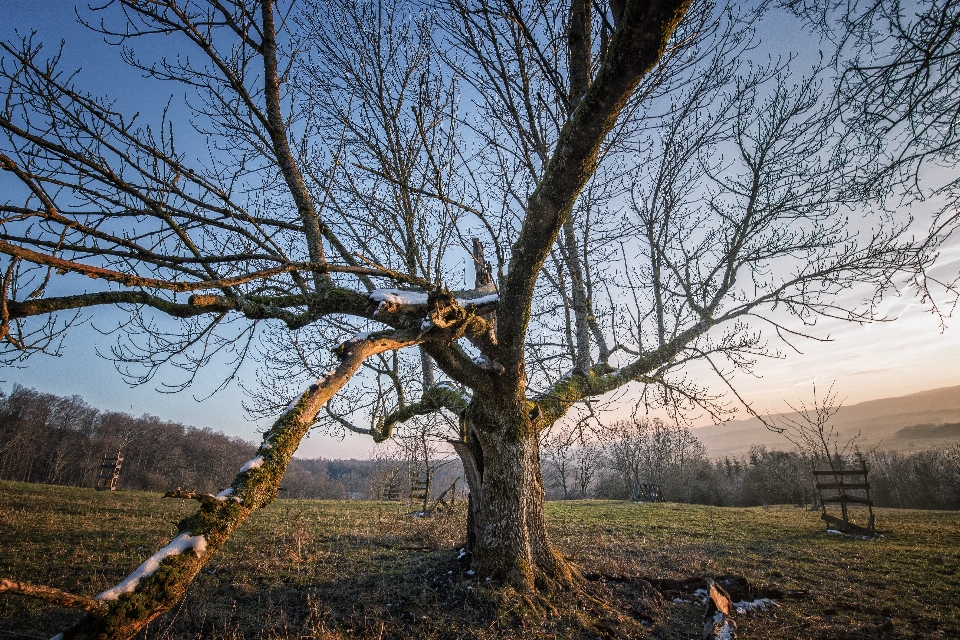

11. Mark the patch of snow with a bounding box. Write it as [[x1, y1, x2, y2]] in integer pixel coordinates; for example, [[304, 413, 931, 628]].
[[283, 391, 305, 413], [349, 331, 371, 342], [96, 533, 207, 601], [712, 612, 736, 640], [239, 456, 264, 473], [734, 598, 780, 615], [370, 289, 429, 305], [693, 588, 709, 602], [214, 487, 233, 501], [460, 293, 498, 305], [826, 528, 874, 539], [466, 569, 475, 576], [457, 548, 468, 559], [673, 597, 684, 603], [420, 318, 433, 330], [50, 635, 64, 640]]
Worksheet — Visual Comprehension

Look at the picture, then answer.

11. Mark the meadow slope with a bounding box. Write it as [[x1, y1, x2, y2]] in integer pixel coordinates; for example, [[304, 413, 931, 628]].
[[0, 481, 958, 639]]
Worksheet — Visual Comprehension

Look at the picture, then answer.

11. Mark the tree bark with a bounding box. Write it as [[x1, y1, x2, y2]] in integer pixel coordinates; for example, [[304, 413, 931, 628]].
[[466, 393, 574, 591]]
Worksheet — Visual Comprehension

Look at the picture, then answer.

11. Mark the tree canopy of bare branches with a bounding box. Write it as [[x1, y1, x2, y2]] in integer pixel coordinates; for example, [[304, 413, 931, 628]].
[[0, 0, 928, 636]]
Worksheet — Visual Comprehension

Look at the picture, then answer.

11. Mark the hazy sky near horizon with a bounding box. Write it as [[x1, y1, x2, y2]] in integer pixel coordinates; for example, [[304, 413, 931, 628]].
[[3, 2, 959, 459]]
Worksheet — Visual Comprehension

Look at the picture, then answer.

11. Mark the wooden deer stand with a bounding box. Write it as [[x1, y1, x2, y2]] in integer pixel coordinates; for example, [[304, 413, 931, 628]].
[[425, 479, 458, 516], [410, 472, 430, 512], [382, 470, 402, 501], [95, 449, 124, 491], [814, 457, 876, 536]]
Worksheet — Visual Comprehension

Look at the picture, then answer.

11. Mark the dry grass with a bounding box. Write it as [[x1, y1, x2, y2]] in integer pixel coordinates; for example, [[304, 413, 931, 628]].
[[1, 481, 958, 639]]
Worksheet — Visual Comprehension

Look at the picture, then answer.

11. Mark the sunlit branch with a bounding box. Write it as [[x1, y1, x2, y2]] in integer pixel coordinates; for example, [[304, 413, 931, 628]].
[[376, 383, 472, 442]]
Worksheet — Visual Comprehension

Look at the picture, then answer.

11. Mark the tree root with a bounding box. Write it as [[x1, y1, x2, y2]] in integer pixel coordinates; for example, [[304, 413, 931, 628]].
[[480, 563, 665, 638]]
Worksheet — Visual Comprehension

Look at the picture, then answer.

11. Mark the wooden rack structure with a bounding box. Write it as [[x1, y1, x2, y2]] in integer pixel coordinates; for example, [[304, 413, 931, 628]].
[[95, 450, 123, 491], [814, 458, 875, 536]]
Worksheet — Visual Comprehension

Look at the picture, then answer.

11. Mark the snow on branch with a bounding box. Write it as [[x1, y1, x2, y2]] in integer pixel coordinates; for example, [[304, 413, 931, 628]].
[[462, 293, 499, 305], [238, 456, 265, 473], [370, 288, 430, 305], [95, 534, 207, 601]]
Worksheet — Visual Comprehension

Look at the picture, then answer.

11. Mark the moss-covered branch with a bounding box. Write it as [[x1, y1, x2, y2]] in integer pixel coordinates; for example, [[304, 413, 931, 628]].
[[32, 328, 423, 639], [5, 283, 498, 340], [4, 287, 369, 331], [375, 383, 472, 442], [534, 318, 714, 425]]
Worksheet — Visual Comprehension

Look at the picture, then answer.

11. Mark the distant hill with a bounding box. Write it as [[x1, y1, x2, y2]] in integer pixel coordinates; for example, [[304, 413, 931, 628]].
[[693, 385, 960, 458]]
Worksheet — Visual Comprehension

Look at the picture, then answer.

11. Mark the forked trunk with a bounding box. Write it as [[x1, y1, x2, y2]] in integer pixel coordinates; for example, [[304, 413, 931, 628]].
[[463, 395, 575, 591]]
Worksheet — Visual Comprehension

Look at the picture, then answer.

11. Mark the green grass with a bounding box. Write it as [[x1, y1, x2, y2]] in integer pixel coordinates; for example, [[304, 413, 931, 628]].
[[1, 481, 958, 639]]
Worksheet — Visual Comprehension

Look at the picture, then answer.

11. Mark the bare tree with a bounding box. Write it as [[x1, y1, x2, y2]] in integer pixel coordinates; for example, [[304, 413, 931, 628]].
[[774, 381, 857, 470], [0, 0, 927, 635], [541, 426, 577, 500], [572, 440, 604, 498], [541, 420, 603, 499], [604, 417, 705, 501], [784, 0, 960, 313]]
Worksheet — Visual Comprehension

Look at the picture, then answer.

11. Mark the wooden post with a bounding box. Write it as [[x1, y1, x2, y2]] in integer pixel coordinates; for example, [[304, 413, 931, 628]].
[[411, 473, 429, 512]]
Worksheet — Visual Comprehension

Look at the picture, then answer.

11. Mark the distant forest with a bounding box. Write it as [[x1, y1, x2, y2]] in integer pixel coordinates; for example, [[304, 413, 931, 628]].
[[1, 385, 958, 510], [0, 385, 388, 500]]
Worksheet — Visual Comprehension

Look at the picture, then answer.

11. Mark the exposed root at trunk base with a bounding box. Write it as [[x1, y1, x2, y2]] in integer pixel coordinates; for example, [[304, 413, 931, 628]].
[[481, 562, 666, 638]]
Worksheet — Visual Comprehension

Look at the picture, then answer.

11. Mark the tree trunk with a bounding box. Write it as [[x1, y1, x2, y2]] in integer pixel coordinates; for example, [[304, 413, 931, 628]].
[[466, 394, 574, 592]]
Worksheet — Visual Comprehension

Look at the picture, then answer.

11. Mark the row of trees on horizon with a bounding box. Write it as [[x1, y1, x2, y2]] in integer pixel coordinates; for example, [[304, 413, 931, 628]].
[[0, 385, 375, 498], [2, 384, 958, 510], [542, 425, 960, 511]]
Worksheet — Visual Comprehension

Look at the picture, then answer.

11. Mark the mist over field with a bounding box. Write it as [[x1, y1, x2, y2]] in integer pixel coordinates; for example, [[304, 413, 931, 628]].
[[694, 385, 960, 457]]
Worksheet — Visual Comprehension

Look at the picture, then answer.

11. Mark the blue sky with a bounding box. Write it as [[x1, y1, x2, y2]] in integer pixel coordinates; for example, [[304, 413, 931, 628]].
[[3, 2, 959, 459]]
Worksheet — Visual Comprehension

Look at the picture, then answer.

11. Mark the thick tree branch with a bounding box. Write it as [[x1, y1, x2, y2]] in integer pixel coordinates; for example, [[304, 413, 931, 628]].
[[497, 0, 693, 372], [375, 383, 471, 442], [51, 327, 424, 638], [535, 317, 714, 424], [0, 241, 418, 294], [260, 0, 328, 286]]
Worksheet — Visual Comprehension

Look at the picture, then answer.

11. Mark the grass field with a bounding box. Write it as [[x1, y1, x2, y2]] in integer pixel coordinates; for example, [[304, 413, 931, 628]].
[[0, 480, 958, 639]]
